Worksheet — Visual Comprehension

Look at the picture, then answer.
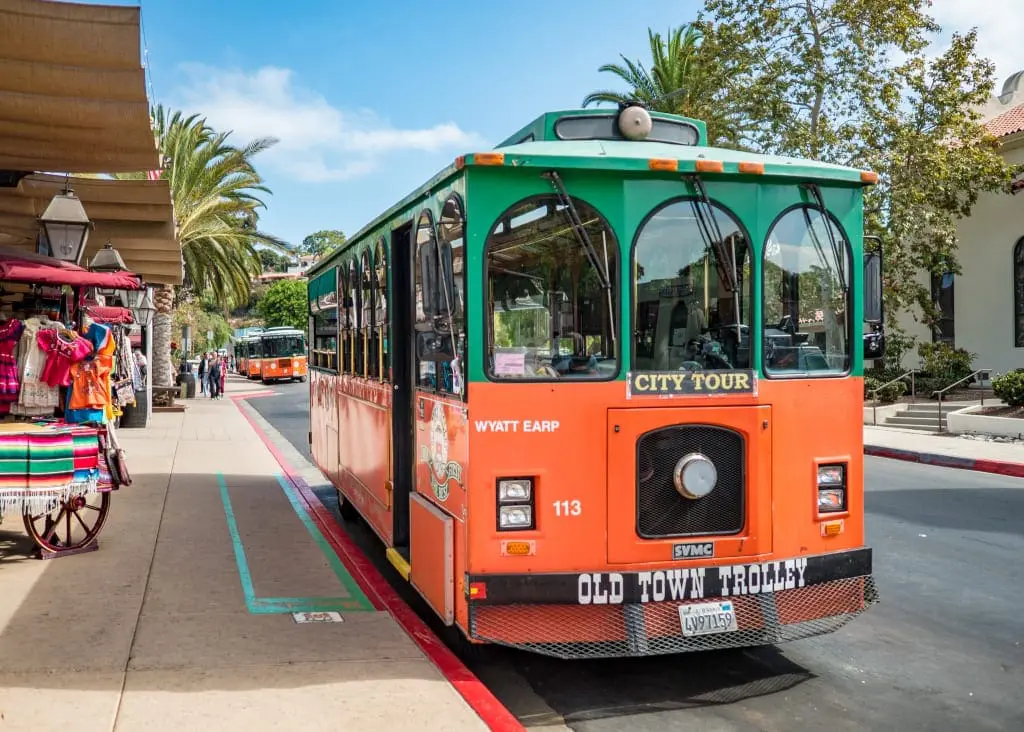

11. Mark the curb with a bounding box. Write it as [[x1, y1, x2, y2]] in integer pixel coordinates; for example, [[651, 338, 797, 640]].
[[864, 445, 1024, 478], [231, 394, 526, 732]]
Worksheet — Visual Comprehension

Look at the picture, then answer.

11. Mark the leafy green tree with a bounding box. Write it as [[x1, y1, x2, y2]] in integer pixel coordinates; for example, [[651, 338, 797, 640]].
[[257, 279, 308, 330], [259, 249, 292, 273], [172, 301, 233, 355], [696, 0, 1021, 322], [114, 105, 287, 385], [583, 24, 746, 146], [300, 229, 346, 258]]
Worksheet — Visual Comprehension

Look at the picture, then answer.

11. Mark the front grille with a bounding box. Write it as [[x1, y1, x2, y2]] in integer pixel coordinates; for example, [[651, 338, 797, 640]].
[[470, 575, 877, 660], [636, 425, 744, 538]]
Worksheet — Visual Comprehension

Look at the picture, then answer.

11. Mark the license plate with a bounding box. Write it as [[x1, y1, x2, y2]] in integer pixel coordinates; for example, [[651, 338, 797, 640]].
[[679, 601, 738, 637]]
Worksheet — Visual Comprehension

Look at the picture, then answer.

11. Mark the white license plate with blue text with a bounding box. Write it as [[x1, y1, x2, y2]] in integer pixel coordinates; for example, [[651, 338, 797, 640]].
[[679, 601, 738, 637]]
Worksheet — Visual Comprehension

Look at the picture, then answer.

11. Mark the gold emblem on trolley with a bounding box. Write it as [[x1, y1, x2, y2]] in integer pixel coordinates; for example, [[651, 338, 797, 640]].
[[420, 401, 463, 502], [627, 369, 757, 398]]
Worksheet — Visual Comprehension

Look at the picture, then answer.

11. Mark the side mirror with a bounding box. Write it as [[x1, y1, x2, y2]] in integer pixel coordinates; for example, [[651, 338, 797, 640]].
[[863, 250, 883, 324], [863, 246, 885, 360], [416, 330, 455, 362]]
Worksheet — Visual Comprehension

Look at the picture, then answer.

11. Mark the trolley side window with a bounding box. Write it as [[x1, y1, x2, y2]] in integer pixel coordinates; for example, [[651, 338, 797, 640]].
[[436, 195, 466, 398], [310, 265, 339, 371], [485, 195, 619, 381], [375, 238, 389, 380], [414, 209, 441, 390], [632, 198, 752, 372], [342, 258, 358, 374], [361, 249, 375, 378], [763, 205, 852, 376]]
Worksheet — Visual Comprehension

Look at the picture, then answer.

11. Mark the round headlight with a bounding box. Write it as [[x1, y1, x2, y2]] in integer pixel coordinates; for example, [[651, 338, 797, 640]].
[[673, 453, 717, 499]]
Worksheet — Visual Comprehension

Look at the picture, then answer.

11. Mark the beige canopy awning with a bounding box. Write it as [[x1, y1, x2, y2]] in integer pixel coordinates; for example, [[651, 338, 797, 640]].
[[0, 0, 160, 173], [0, 173, 182, 285]]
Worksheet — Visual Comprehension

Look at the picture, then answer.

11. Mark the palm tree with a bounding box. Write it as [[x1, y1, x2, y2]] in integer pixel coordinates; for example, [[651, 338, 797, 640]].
[[119, 105, 288, 386], [583, 25, 743, 147]]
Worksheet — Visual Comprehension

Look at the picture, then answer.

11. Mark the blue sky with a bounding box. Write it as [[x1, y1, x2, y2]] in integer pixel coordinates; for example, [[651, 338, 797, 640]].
[[98, 0, 1020, 249]]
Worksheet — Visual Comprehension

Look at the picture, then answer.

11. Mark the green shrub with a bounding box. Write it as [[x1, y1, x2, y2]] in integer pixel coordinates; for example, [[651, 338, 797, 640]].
[[992, 371, 1024, 407], [864, 376, 907, 403], [917, 342, 976, 382]]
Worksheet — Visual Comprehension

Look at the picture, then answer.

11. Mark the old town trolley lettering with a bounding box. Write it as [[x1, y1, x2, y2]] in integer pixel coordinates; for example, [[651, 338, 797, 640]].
[[577, 558, 808, 605], [627, 369, 756, 398]]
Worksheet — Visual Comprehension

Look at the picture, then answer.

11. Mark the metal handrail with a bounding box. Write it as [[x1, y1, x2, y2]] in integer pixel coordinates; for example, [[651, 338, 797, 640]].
[[869, 369, 918, 425], [933, 368, 990, 432]]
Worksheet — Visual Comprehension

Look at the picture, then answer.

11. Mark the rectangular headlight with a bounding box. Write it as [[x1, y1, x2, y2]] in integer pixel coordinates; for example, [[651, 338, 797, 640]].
[[818, 487, 846, 513], [817, 464, 845, 486], [498, 505, 533, 530], [498, 478, 532, 503]]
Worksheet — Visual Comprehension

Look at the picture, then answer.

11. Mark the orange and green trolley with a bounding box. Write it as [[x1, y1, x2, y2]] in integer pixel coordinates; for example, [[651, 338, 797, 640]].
[[306, 105, 885, 658], [256, 327, 307, 383]]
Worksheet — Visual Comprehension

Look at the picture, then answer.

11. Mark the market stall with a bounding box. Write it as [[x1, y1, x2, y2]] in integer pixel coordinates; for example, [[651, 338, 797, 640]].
[[0, 249, 142, 558]]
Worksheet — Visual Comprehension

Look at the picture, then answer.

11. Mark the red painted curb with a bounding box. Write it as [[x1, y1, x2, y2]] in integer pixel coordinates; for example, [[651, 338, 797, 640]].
[[864, 445, 1024, 478], [232, 395, 526, 732]]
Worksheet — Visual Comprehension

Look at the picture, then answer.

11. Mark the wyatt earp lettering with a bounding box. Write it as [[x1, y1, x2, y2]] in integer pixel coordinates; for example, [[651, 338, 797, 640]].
[[577, 558, 808, 605]]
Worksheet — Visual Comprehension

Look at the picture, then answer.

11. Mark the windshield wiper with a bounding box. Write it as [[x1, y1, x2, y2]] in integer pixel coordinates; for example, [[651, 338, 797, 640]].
[[800, 182, 847, 293], [543, 170, 617, 351], [685, 173, 742, 346]]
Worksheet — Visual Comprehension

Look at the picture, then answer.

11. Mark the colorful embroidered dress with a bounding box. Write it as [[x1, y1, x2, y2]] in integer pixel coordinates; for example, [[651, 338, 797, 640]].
[[66, 324, 114, 425], [0, 319, 25, 415], [37, 329, 93, 387]]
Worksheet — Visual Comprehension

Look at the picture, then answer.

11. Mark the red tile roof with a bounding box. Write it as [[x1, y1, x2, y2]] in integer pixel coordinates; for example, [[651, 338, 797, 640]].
[[986, 103, 1024, 138]]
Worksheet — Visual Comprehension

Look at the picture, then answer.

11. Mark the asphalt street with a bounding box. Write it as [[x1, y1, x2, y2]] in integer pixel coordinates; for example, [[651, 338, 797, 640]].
[[249, 381, 1024, 732]]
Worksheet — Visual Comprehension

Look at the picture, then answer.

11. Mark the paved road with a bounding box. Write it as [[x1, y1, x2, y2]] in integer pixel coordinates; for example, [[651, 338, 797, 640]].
[[249, 381, 1024, 731]]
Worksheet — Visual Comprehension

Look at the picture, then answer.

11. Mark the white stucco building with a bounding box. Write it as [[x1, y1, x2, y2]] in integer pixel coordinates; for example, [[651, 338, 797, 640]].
[[895, 71, 1024, 376]]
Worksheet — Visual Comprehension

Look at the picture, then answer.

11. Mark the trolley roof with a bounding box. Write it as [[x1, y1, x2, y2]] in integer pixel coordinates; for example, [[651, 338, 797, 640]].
[[307, 108, 874, 280]]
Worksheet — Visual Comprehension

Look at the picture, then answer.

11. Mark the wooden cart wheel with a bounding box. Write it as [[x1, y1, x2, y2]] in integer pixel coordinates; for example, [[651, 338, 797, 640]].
[[23, 492, 111, 553]]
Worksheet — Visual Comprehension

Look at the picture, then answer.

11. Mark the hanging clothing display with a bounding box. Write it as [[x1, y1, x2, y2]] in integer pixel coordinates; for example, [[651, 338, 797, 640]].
[[0, 318, 25, 414], [66, 322, 114, 425], [38, 328, 93, 387], [12, 318, 62, 416]]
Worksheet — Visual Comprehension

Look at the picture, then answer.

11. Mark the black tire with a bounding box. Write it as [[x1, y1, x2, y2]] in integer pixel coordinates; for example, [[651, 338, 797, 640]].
[[337, 490, 360, 521], [299, 376, 307, 383]]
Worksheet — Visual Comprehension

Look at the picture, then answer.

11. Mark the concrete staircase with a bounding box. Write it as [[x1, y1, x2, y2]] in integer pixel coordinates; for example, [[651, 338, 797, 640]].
[[883, 401, 976, 432]]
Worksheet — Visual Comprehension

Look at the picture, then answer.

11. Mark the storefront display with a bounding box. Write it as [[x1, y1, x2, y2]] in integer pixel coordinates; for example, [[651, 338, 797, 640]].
[[0, 251, 143, 558]]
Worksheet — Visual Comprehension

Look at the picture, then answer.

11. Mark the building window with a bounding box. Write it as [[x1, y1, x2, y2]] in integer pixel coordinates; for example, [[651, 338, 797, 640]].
[[1015, 237, 1024, 347], [930, 271, 955, 344]]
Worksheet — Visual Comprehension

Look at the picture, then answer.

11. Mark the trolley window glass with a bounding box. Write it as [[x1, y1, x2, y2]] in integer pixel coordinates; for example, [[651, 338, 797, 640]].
[[485, 195, 619, 380], [762, 206, 852, 375], [262, 334, 305, 358], [632, 198, 751, 371]]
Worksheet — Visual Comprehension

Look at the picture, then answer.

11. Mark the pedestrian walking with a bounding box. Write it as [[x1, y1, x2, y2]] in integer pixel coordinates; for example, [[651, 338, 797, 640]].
[[197, 352, 208, 395], [208, 356, 222, 399]]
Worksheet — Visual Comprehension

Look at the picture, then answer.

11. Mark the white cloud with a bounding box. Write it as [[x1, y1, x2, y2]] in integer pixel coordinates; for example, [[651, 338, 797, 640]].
[[171, 65, 486, 183], [929, 0, 1023, 91]]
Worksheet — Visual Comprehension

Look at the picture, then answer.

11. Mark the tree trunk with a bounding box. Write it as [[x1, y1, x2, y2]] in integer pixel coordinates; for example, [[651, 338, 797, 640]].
[[152, 284, 175, 387]]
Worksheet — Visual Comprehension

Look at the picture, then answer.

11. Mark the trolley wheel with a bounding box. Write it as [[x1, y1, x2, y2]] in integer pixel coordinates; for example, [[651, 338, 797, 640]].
[[298, 376, 307, 383], [337, 489, 360, 522], [23, 492, 111, 553]]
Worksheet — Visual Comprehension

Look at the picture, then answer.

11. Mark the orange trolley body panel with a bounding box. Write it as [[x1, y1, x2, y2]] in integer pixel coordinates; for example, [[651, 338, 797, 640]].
[[247, 358, 262, 380]]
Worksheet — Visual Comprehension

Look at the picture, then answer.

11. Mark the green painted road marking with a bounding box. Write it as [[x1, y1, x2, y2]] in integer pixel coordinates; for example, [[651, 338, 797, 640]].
[[219, 473, 374, 614]]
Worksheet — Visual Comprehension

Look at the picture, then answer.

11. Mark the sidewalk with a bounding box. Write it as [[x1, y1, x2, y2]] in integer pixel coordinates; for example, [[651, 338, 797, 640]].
[[0, 378, 506, 731], [864, 425, 1024, 477]]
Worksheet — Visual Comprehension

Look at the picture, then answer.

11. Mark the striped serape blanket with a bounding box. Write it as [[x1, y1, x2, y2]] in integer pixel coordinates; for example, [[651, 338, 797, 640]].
[[0, 424, 102, 514]]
